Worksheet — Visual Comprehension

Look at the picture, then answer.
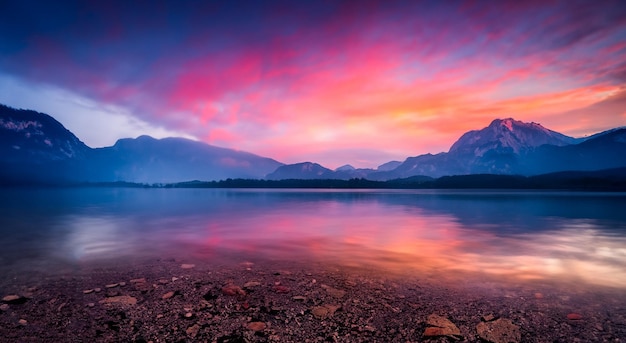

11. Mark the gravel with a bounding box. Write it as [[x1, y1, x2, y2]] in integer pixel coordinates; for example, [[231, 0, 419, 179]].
[[0, 258, 625, 342]]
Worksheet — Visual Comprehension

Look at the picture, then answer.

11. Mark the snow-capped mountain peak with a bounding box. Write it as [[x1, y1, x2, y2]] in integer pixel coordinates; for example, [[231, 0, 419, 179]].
[[449, 118, 577, 156]]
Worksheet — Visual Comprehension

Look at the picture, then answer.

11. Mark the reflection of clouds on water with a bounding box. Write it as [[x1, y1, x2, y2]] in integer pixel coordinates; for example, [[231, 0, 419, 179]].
[[61, 216, 135, 260], [2, 188, 626, 289]]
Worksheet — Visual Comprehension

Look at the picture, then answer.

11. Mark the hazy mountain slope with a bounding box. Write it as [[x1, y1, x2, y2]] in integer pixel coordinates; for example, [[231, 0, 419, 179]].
[[521, 128, 626, 175], [85, 135, 283, 183], [266, 162, 335, 180], [0, 104, 283, 183]]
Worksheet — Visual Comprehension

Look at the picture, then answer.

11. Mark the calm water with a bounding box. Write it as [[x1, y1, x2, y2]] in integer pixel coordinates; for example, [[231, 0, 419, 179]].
[[1, 188, 626, 288]]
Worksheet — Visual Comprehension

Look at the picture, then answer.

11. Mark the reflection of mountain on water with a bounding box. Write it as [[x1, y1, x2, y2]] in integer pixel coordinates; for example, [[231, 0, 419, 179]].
[[370, 191, 626, 233]]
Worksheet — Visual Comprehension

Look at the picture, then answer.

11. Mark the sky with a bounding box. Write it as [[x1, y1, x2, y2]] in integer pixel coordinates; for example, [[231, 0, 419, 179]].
[[1, 1, 625, 169]]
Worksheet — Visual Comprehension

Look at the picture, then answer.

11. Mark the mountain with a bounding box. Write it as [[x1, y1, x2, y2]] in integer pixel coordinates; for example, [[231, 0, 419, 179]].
[[0, 104, 283, 184], [3, 103, 625, 185], [335, 164, 356, 172], [0, 104, 91, 183], [521, 128, 626, 175], [0, 104, 90, 163], [372, 118, 588, 180], [449, 118, 577, 155], [266, 162, 335, 180], [376, 161, 402, 171], [84, 135, 283, 183]]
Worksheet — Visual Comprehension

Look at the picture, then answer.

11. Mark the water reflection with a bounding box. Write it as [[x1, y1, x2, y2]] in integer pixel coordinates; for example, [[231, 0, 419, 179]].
[[1, 188, 625, 287]]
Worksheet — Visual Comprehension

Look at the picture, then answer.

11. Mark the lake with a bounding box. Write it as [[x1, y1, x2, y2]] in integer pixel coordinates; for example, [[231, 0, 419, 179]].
[[1, 188, 626, 288]]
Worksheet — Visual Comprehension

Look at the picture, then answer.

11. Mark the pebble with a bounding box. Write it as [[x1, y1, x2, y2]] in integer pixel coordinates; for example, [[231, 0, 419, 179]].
[[105, 283, 119, 288], [273, 285, 291, 293], [184, 312, 193, 319], [83, 289, 94, 294], [2, 295, 21, 303], [181, 264, 195, 269], [86, 303, 95, 308], [482, 314, 496, 322], [130, 278, 146, 284], [162, 291, 175, 300], [292, 296, 306, 301], [476, 318, 521, 343], [221, 284, 246, 296], [94, 288, 102, 293], [186, 323, 200, 337], [119, 282, 126, 287], [423, 314, 462, 339], [567, 313, 583, 320], [243, 281, 261, 288], [321, 284, 346, 298], [247, 321, 267, 331], [0, 304, 9, 311], [312, 304, 341, 319], [18, 319, 27, 325], [98, 296, 137, 306]]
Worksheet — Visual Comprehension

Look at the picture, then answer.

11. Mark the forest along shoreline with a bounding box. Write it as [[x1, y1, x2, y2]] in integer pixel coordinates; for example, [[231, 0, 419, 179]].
[[0, 257, 625, 342]]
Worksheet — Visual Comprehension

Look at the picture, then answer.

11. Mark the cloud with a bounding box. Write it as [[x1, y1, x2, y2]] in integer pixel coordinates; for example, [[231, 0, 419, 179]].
[[0, 74, 195, 147], [1, 1, 625, 166]]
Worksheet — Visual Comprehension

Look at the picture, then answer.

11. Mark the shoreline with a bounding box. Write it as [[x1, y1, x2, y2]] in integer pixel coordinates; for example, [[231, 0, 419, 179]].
[[1, 258, 625, 342]]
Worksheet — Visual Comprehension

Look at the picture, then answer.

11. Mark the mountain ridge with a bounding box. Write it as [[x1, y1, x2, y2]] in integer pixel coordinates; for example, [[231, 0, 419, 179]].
[[2, 103, 625, 184]]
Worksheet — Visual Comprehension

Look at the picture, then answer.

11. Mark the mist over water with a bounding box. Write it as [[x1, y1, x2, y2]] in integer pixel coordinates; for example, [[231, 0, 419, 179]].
[[1, 188, 625, 289]]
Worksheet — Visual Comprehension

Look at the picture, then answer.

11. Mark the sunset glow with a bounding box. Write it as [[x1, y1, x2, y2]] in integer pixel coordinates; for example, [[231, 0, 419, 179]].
[[1, 1, 625, 168]]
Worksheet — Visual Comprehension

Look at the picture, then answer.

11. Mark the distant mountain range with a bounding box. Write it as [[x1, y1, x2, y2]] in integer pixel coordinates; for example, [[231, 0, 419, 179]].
[[0, 104, 282, 184], [1, 103, 625, 184]]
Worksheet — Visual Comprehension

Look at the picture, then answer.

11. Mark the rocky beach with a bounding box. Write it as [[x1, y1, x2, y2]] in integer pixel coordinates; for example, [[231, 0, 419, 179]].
[[1, 257, 625, 342]]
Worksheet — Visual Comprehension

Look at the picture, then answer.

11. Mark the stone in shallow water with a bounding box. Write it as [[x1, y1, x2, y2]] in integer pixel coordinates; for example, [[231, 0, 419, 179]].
[[423, 314, 462, 339], [476, 318, 521, 343]]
